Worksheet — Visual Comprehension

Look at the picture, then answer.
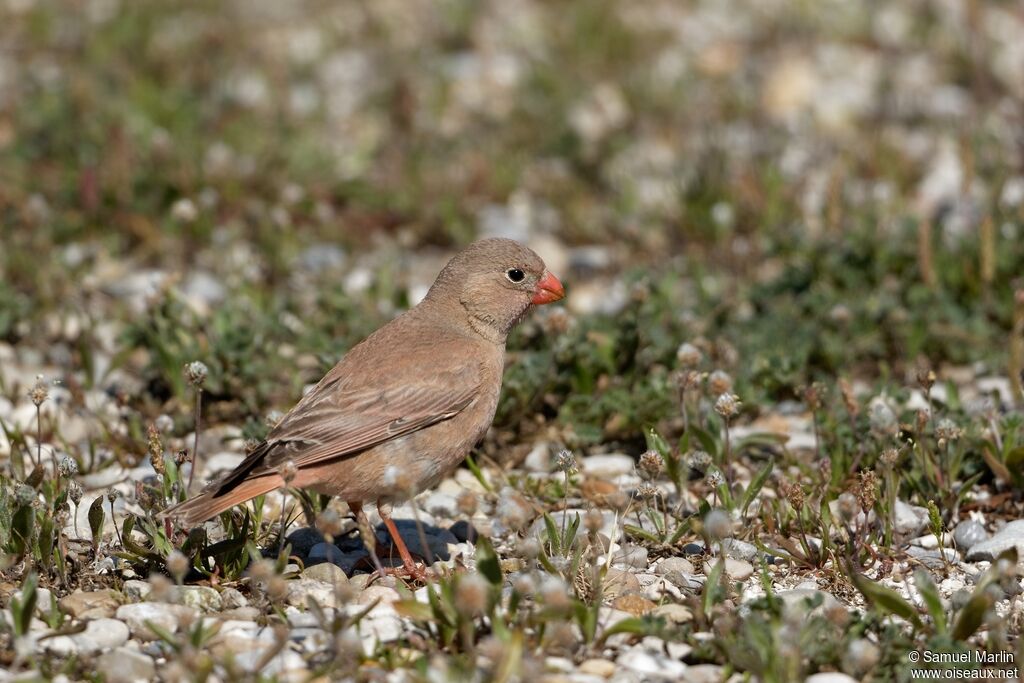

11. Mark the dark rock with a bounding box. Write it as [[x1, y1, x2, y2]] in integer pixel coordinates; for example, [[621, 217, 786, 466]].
[[449, 520, 479, 543]]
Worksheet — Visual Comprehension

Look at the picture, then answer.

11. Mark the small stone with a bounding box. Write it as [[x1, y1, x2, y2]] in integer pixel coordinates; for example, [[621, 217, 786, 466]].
[[285, 528, 325, 557], [12, 587, 52, 618], [122, 580, 152, 602], [614, 545, 648, 569], [953, 520, 990, 551], [721, 538, 758, 562], [603, 568, 642, 599], [965, 520, 1024, 562], [357, 585, 401, 606], [805, 674, 858, 683], [308, 542, 346, 565], [115, 603, 198, 640], [652, 603, 694, 624], [617, 649, 687, 679], [656, 557, 695, 575], [422, 492, 458, 518], [684, 664, 727, 683], [169, 585, 222, 612], [776, 589, 842, 617], [286, 579, 339, 609], [905, 546, 959, 569], [96, 647, 156, 683], [303, 562, 350, 586], [71, 618, 130, 653], [893, 500, 929, 537], [220, 587, 248, 610], [58, 590, 121, 619], [581, 453, 634, 477], [704, 558, 754, 581], [523, 443, 551, 472], [578, 659, 616, 677], [611, 594, 657, 616]]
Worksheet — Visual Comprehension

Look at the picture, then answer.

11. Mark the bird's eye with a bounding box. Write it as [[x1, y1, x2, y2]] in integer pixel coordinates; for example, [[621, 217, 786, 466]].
[[506, 268, 525, 283]]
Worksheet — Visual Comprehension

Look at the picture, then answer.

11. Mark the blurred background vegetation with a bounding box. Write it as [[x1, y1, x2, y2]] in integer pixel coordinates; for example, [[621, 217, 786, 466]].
[[0, 0, 1022, 457]]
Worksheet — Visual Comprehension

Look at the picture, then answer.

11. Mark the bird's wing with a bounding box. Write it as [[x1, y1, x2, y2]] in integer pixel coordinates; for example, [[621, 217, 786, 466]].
[[213, 359, 480, 496]]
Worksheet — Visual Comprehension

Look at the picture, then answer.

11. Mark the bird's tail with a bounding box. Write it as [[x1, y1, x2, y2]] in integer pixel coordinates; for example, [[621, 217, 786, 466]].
[[162, 476, 281, 527]]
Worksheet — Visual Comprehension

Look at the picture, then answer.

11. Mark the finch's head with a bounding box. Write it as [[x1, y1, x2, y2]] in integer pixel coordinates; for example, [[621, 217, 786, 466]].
[[426, 238, 565, 339]]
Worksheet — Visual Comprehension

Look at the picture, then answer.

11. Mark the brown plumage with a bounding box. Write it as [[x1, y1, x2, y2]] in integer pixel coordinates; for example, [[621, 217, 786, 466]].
[[164, 238, 564, 575]]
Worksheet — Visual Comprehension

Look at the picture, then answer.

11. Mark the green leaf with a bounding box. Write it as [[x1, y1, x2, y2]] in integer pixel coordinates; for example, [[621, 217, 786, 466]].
[[850, 567, 922, 629], [475, 535, 503, 587], [645, 427, 670, 456], [741, 462, 773, 516], [913, 568, 947, 634], [38, 514, 54, 567], [88, 495, 105, 550], [623, 524, 662, 545], [597, 616, 660, 644], [464, 454, 494, 493], [543, 513, 561, 554], [12, 572, 38, 637], [11, 504, 34, 557], [702, 557, 725, 618], [394, 599, 435, 621]]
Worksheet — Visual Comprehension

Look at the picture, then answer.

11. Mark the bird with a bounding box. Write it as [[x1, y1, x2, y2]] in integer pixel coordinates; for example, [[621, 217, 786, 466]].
[[164, 237, 565, 578]]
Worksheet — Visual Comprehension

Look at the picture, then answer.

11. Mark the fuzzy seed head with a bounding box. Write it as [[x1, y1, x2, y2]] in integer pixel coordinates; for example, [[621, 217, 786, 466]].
[[935, 419, 962, 442], [106, 488, 120, 504], [68, 480, 83, 504], [249, 559, 275, 582], [708, 370, 734, 396], [316, 509, 344, 539], [382, 465, 414, 494], [555, 449, 577, 474], [278, 460, 298, 485], [676, 343, 703, 368], [184, 360, 208, 387], [57, 455, 78, 478], [455, 490, 478, 516], [856, 470, 877, 513], [637, 482, 660, 501], [166, 550, 189, 582], [879, 448, 901, 467], [147, 425, 165, 475], [455, 573, 491, 617], [584, 509, 604, 535], [678, 369, 702, 391], [539, 575, 571, 611], [171, 197, 198, 222], [512, 572, 537, 596], [496, 488, 532, 531], [714, 393, 741, 420], [638, 450, 663, 479], [804, 382, 825, 411], [688, 450, 712, 472], [705, 468, 725, 489], [842, 638, 879, 676], [868, 396, 897, 434], [517, 537, 541, 560], [785, 482, 805, 511], [704, 509, 732, 540], [29, 377, 49, 407], [267, 575, 288, 602]]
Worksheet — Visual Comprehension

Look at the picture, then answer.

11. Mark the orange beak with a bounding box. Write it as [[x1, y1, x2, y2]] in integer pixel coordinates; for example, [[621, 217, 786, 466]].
[[531, 271, 565, 305]]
